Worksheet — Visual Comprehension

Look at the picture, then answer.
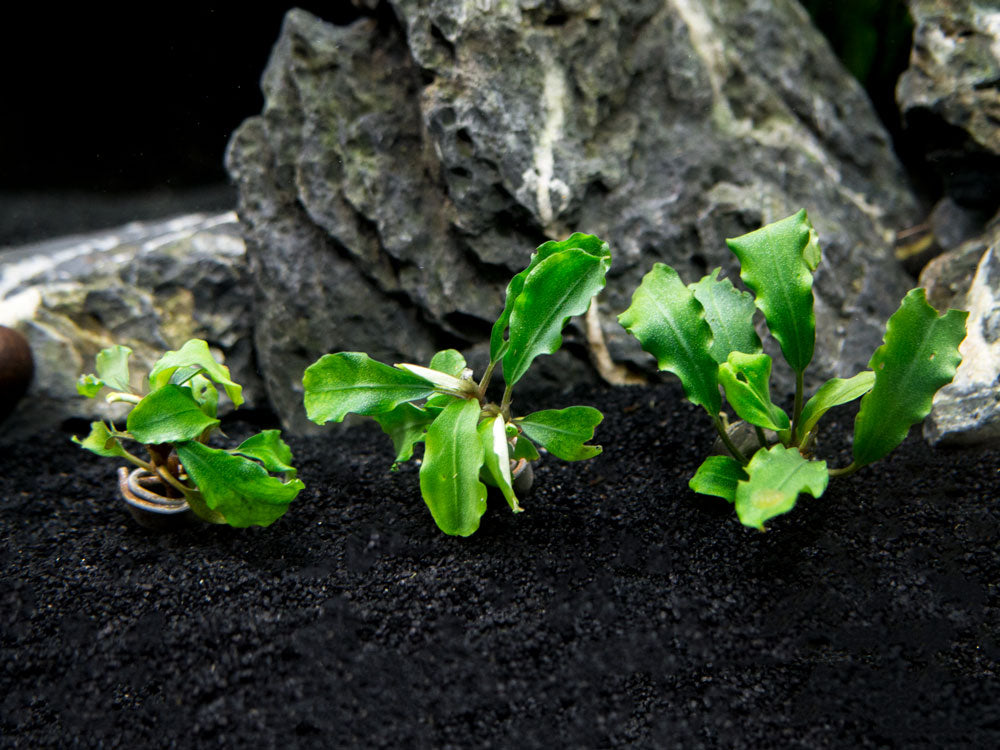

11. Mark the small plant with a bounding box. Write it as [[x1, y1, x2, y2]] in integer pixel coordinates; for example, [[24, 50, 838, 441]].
[[619, 210, 968, 530], [302, 234, 611, 536], [75, 339, 304, 527]]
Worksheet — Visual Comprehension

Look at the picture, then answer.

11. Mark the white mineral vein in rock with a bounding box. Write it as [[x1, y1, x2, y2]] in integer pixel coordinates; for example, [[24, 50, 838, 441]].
[[532, 58, 567, 230]]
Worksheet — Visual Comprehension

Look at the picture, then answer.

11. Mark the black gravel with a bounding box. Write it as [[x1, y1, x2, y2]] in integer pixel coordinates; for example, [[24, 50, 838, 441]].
[[3, 381, 999, 748]]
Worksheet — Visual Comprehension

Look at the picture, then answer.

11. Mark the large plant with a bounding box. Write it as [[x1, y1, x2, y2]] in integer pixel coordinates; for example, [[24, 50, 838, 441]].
[[619, 210, 967, 529]]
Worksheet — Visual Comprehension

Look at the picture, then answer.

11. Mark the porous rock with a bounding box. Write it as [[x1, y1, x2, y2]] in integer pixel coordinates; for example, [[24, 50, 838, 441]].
[[226, 2, 920, 431], [925, 221, 1000, 445], [0, 213, 259, 441], [897, 0, 1000, 210]]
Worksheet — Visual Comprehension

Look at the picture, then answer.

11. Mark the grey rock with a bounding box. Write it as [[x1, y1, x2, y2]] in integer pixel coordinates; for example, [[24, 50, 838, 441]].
[[0, 213, 260, 442], [926, 234, 1000, 445], [227, 3, 919, 431], [898, 0, 1000, 209]]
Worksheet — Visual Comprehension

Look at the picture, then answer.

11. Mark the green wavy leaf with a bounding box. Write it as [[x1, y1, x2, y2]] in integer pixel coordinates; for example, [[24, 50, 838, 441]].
[[797, 371, 875, 442], [73, 421, 129, 459], [418, 398, 487, 536], [148, 339, 243, 407], [126, 385, 220, 444], [233, 430, 298, 478], [517, 406, 603, 461], [718, 351, 789, 432], [726, 210, 818, 373], [479, 414, 520, 512], [689, 455, 748, 503], [303, 352, 437, 424], [689, 268, 762, 363], [735, 445, 828, 530], [852, 289, 968, 468], [618, 263, 721, 414]]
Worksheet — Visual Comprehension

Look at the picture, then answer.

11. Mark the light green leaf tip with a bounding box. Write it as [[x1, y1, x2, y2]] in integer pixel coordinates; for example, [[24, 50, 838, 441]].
[[718, 351, 789, 432], [734, 445, 828, 530], [148, 339, 243, 407], [73, 421, 129, 459], [852, 288, 968, 468], [797, 371, 875, 443]]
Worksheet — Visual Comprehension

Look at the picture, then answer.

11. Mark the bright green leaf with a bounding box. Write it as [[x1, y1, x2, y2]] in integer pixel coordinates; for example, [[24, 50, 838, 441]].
[[689, 455, 748, 502], [797, 371, 875, 442], [373, 402, 437, 466], [734, 445, 829, 530], [234, 430, 297, 478], [490, 233, 610, 363], [502, 244, 611, 387], [303, 352, 437, 424], [126, 385, 220, 444], [148, 339, 243, 407], [428, 349, 468, 376], [726, 210, 817, 373], [852, 288, 968, 468], [73, 421, 130, 459], [418, 398, 487, 536], [618, 263, 722, 414], [718, 351, 790, 432], [95, 345, 133, 392], [187, 374, 219, 419], [689, 268, 762, 363], [479, 414, 520, 512], [517, 406, 603, 461], [176, 441, 304, 527], [76, 374, 105, 398]]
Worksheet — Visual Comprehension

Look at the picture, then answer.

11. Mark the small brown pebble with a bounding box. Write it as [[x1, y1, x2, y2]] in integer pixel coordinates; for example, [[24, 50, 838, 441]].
[[0, 326, 34, 422]]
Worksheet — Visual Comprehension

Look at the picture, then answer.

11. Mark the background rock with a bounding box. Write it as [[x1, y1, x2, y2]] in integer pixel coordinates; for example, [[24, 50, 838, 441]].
[[0, 213, 259, 442], [897, 0, 1000, 210], [226, 2, 920, 432]]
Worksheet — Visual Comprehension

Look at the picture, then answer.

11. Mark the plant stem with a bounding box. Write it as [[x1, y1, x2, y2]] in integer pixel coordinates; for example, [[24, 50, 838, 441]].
[[828, 462, 859, 478], [713, 415, 748, 465], [791, 369, 805, 441], [118, 446, 156, 473], [755, 425, 768, 450], [500, 384, 514, 421], [155, 465, 195, 498], [106, 392, 141, 405], [478, 359, 498, 396]]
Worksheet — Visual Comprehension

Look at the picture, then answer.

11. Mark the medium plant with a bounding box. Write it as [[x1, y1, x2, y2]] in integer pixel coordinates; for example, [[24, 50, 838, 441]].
[[75, 339, 304, 527], [619, 210, 968, 529], [302, 233, 610, 536]]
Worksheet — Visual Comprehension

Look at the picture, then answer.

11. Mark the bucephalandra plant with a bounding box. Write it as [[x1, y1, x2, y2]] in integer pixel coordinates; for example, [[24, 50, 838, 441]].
[[75, 339, 304, 527], [302, 233, 610, 536], [619, 209, 968, 530]]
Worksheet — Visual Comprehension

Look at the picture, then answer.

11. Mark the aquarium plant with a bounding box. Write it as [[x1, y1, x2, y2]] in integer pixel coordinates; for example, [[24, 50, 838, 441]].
[[75, 339, 304, 527], [302, 234, 610, 536], [619, 210, 967, 530]]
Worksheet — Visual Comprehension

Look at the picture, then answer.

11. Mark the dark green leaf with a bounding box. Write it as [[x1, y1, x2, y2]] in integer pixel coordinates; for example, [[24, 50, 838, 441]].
[[234, 430, 298, 478], [126, 385, 220, 444], [502, 245, 611, 387], [726, 210, 818, 373], [73, 421, 129, 459], [490, 233, 610, 363], [852, 289, 968, 468], [517, 406, 603, 461], [176, 441, 304, 527], [718, 351, 790, 431], [187, 374, 219, 418], [689, 268, 762, 363], [510, 434, 541, 462], [734, 445, 828, 530], [689, 455, 748, 502], [373, 402, 437, 466], [303, 352, 437, 424], [418, 398, 487, 536], [618, 263, 722, 414], [148, 339, 243, 407], [797, 371, 875, 442]]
